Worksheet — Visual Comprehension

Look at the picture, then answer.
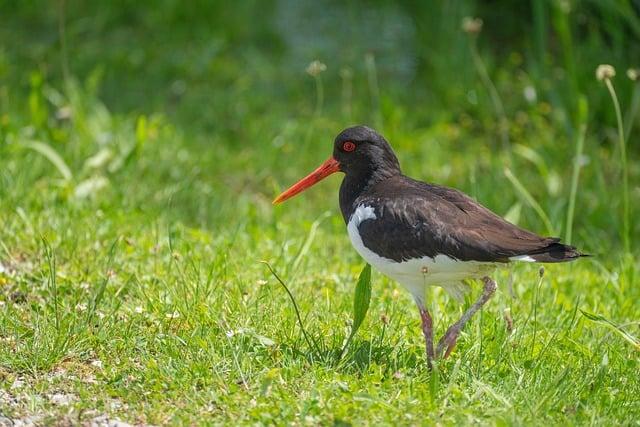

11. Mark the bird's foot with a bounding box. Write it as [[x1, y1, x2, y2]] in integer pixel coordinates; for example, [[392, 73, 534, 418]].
[[482, 276, 497, 296], [436, 326, 460, 359]]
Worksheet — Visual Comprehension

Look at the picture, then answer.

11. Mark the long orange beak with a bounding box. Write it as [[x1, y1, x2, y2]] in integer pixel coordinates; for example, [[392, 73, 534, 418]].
[[273, 157, 341, 204]]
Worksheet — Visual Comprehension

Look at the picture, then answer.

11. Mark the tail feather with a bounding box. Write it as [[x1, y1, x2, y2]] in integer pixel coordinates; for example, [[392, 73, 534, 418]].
[[525, 241, 590, 263]]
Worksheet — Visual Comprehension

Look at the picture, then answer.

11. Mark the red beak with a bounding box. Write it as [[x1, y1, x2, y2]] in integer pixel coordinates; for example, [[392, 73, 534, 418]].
[[272, 157, 341, 204]]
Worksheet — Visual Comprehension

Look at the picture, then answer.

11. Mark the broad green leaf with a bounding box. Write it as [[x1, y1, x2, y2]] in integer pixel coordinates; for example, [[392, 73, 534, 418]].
[[340, 264, 372, 359], [352, 263, 372, 334]]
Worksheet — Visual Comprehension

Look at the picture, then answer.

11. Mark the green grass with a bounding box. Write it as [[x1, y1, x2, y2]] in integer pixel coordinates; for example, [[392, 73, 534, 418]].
[[1, 1, 640, 425]]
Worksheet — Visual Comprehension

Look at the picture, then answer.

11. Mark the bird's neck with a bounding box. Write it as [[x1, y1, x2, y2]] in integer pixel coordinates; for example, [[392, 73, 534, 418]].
[[339, 166, 399, 223]]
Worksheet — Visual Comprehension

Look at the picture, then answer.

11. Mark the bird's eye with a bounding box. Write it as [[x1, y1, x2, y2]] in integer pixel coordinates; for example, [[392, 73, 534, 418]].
[[342, 141, 356, 152]]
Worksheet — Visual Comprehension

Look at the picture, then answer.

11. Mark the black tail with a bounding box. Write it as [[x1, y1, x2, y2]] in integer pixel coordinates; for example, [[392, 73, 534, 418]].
[[526, 241, 590, 263]]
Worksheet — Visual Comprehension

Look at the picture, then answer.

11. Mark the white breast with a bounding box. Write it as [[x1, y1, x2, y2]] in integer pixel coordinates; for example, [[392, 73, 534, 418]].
[[347, 204, 496, 302]]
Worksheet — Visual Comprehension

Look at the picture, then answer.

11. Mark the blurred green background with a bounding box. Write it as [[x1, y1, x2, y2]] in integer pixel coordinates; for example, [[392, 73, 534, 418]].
[[3, 0, 640, 124], [1, 0, 638, 251]]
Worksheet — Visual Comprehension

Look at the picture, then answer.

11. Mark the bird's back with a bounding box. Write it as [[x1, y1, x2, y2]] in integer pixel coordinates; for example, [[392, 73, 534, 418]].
[[352, 175, 585, 264]]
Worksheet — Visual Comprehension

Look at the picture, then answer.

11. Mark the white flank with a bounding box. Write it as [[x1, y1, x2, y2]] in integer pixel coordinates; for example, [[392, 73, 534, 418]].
[[509, 255, 536, 262], [347, 204, 496, 303]]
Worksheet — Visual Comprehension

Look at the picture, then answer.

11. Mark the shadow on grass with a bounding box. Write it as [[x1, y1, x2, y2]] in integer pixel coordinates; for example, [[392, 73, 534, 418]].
[[261, 261, 428, 374], [275, 338, 423, 376]]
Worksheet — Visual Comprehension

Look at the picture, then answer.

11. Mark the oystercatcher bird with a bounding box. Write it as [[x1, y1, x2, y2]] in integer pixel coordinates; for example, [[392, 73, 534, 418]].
[[273, 125, 586, 367]]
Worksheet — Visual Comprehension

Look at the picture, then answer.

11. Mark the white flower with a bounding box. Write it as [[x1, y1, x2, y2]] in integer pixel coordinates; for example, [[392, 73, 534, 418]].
[[462, 17, 483, 34], [306, 60, 327, 77], [523, 86, 537, 103], [596, 64, 616, 81]]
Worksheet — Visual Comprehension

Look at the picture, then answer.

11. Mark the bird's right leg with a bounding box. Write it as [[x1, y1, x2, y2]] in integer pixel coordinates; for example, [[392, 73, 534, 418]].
[[414, 296, 435, 369], [436, 276, 497, 358]]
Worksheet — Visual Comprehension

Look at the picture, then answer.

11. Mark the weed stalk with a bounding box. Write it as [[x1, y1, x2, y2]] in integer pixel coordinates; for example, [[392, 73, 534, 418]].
[[597, 66, 630, 253], [42, 237, 60, 331], [365, 53, 383, 130], [464, 19, 511, 156], [262, 261, 321, 358], [306, 60, 326, 117], [566, 96, 588, 244]]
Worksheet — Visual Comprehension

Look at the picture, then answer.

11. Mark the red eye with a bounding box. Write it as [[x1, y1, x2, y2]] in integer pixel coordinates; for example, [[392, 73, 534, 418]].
[[343, 141, 356, 152]]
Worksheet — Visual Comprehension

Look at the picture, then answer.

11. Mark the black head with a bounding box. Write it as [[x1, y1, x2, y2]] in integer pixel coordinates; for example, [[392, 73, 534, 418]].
[[272, 125, 400, 205], [333, 125, 401, 178]]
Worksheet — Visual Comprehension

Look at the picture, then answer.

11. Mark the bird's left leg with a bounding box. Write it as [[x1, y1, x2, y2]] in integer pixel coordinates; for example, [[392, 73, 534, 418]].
[[414, 296, 435, 369], [436, 276, 497, 358]]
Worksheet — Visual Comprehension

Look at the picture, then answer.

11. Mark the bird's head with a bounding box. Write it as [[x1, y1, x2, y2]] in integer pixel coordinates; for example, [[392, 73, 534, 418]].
[[273, 125, 400, 204]]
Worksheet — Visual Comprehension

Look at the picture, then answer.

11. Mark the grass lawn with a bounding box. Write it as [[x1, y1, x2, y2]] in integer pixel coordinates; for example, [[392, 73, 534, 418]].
[[1, 2, 639, 425]]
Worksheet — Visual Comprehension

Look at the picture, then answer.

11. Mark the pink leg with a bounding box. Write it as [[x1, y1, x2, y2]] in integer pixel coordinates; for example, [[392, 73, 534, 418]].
[[414, 298, 435, 369], [436, 276, 497, 358]]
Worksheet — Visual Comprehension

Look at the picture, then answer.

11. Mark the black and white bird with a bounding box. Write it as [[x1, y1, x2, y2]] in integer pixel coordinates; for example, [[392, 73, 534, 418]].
[[273, 125, 587, 367]]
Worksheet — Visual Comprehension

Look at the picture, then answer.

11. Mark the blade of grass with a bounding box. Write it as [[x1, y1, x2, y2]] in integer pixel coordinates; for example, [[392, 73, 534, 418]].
[[24, 141, 72, 181], [504, 168, 554, 235], [467, 29, 510, 156], [290, 211, 331, 276], [365, 53, 383, 130], [623, 79, 640, 142], [598, 67, 630, 253], [580, 309, 640, 350], [85, 238, 119, 325], [261, 261, 321, 358], [605, 77, 630, 253], [565, 96, 589, 244], [41, 237, 60, 331], [531, 267, 545, 359]]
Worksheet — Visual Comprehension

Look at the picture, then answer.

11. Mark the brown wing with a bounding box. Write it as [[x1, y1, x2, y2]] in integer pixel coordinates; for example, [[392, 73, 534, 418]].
[[356, 177, 583, 263]]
